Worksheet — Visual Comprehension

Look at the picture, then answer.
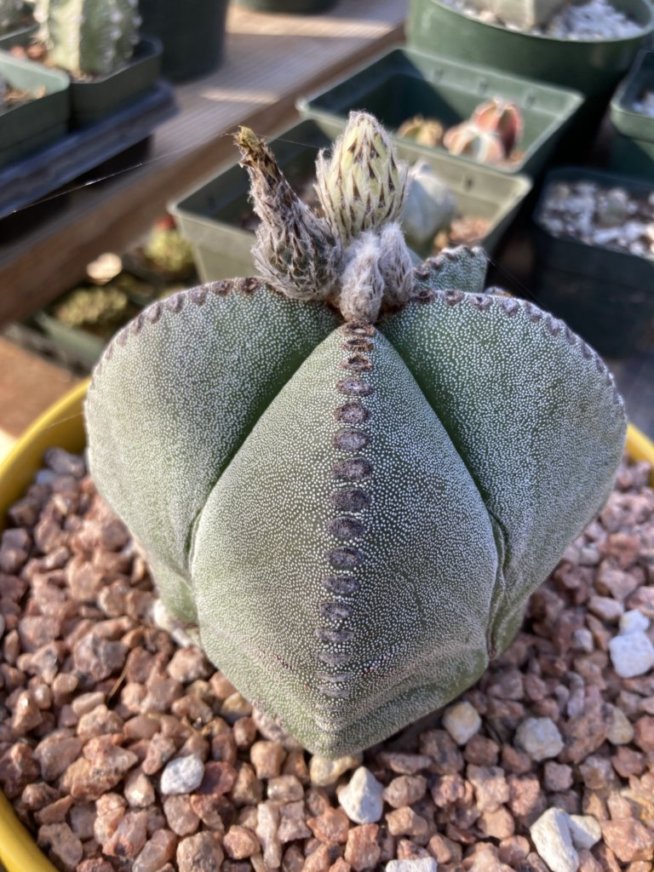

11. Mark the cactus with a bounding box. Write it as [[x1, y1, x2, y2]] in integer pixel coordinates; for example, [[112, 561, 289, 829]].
[[143, 227, 195, 279], [85, 112, 627, 757], [402, 160, 457, 252], [472, 98, 523, 155], [443, 120, 506, 165], [396, 115, 444, 147], [40, 0, 140, 77], [0, 0, 24, 32], [54, 286, 132, 337]]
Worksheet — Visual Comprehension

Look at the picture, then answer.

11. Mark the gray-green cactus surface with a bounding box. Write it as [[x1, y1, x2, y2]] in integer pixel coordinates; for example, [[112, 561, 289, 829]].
[[41, 0, 140, 76], [85, 115, 626, 756]]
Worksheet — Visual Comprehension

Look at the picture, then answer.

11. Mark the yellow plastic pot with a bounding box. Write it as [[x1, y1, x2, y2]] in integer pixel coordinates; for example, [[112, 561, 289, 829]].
[[0, 382, 653, 872]]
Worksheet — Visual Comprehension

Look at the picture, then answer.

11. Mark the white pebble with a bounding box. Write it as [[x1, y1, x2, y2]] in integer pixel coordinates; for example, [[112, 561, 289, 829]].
[[619, 609, 650, 635], [530, 808, 579, 872], [442, 701, 481, 746], [609, 632, 654, 678], [572, 628, 593, 653], [568, 815, 602, 850], [515, 717, 564, 761], [337, 766, 384, 824], [160, 755, 205, 795], [386, 860, 438, 872]]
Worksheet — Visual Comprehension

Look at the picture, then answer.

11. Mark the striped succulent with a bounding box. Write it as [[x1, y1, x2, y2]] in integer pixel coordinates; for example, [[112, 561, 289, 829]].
[[86, 112, 626, 756]]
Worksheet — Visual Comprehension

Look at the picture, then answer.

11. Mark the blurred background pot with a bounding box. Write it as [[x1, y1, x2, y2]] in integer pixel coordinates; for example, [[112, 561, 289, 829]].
[[407, 0, 654, 125], [138, 0, 229, 82], [233, 0, 337, 13]]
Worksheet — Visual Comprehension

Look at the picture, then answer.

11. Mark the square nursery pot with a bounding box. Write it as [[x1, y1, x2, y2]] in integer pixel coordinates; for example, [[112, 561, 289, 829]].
[[69, 36, 162, 127], [0, 51, 69, 167], [233, 0, 338, 12], [0, 3, 38, 50], [0, 382, 652, 871], [407, 0, 654, 119], [138, 0, 229, 82], [298, 46, 583, 178], [531, 166, 654, 358], [170, 118, 532, 283], [610, 49, 654, 178]]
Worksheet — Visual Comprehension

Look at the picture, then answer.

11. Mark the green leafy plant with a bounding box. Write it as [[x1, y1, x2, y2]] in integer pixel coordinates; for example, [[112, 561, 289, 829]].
[[86, 112, 627, 756], [37, 0, 140, 76]]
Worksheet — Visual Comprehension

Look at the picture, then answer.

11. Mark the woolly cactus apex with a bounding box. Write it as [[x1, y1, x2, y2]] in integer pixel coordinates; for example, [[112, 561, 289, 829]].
[[86, 114, 627, 757], [316, 111, 407, 244], [44, 0, 140, 76], [235, 126, 341, 303]]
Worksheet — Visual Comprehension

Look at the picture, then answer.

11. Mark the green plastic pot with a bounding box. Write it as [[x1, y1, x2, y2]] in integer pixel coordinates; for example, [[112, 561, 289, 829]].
[[170, 118, 531, 282], [0, 50, 70, 167], [234, 0, 337, 12], [298, 46, 583, 178], [610, 49, 654, 178], [407, 0, 654, 108], [532, 166, 654, 358], [0, 4, 38, 50], [69, 36, 162, 127], [138, 0, 228, 82]]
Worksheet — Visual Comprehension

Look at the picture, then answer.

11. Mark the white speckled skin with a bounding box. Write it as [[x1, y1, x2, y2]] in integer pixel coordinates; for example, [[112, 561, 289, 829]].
[[86, 248, 626, 756]]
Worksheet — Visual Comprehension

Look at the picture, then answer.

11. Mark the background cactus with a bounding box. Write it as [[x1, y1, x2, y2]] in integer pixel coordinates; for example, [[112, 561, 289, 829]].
[[0, 0, 24, 32], [53, 285, 133, 336], [396, 115, 444, 147], [402, 160, 457, 252], [37, 0, 140, 76], [472, 98, 523, 155], [86, 112, 626, 756], [443, 120, 506, 164]]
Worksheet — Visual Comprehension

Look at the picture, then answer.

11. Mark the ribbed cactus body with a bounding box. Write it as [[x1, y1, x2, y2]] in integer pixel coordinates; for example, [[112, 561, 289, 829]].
[[86, 114, 627, 756], [45, 0, 139, 76], [0, 0, 24, 32]]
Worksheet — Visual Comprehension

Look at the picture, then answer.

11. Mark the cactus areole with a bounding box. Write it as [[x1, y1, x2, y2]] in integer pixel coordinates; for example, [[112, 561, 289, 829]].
[[86, 112, 627, 756]]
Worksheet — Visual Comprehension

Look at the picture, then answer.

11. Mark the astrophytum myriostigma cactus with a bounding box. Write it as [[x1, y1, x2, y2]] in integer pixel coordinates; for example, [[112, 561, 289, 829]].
[[39, 0, 140, 76], [86, 112, 627, 757]]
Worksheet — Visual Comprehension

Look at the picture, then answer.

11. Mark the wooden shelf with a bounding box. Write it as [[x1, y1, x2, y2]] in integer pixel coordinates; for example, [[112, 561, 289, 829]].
[[0, 0, 406, 326]]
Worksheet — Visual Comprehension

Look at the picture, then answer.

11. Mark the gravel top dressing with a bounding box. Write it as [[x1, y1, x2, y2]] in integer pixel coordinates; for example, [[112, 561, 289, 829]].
[[0, 448, 653, 871]]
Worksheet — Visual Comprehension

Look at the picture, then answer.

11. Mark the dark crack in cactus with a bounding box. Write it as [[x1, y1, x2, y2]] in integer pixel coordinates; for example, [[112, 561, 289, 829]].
[[41, 0, 140, 76], [86, 112, 627, 756]]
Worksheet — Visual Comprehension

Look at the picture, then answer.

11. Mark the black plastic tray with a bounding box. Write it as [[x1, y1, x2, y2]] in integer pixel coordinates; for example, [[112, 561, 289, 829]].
[[0, 81, 176, 220]]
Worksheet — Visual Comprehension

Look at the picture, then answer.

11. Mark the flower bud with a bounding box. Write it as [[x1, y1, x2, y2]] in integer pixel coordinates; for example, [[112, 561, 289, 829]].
[[316, 111, 406, 245]]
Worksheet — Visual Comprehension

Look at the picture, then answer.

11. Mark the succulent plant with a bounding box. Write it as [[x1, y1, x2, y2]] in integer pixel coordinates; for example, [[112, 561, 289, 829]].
[[402, 160, 457, 252], [143, 227, 195, 279], [472, 98, 523, 155], [38, 0, 140, 77], [0, 0, 24, 31], [396, 115, 445, 147], [86, 111, 627, 757], [54, 286, 132, 336], [443, 120, 506, 165]]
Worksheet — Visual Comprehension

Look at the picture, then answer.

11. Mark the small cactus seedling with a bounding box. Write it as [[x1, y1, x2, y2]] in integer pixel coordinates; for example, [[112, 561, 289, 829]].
[[38, 0, 140, 77], [472, 98, 523, 155], [397, 115, 444, 147], [443, 120, 506, 165], [0, 0, 24, 32], [86, 111, 627, 756], [402, 160, 457, 252]]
